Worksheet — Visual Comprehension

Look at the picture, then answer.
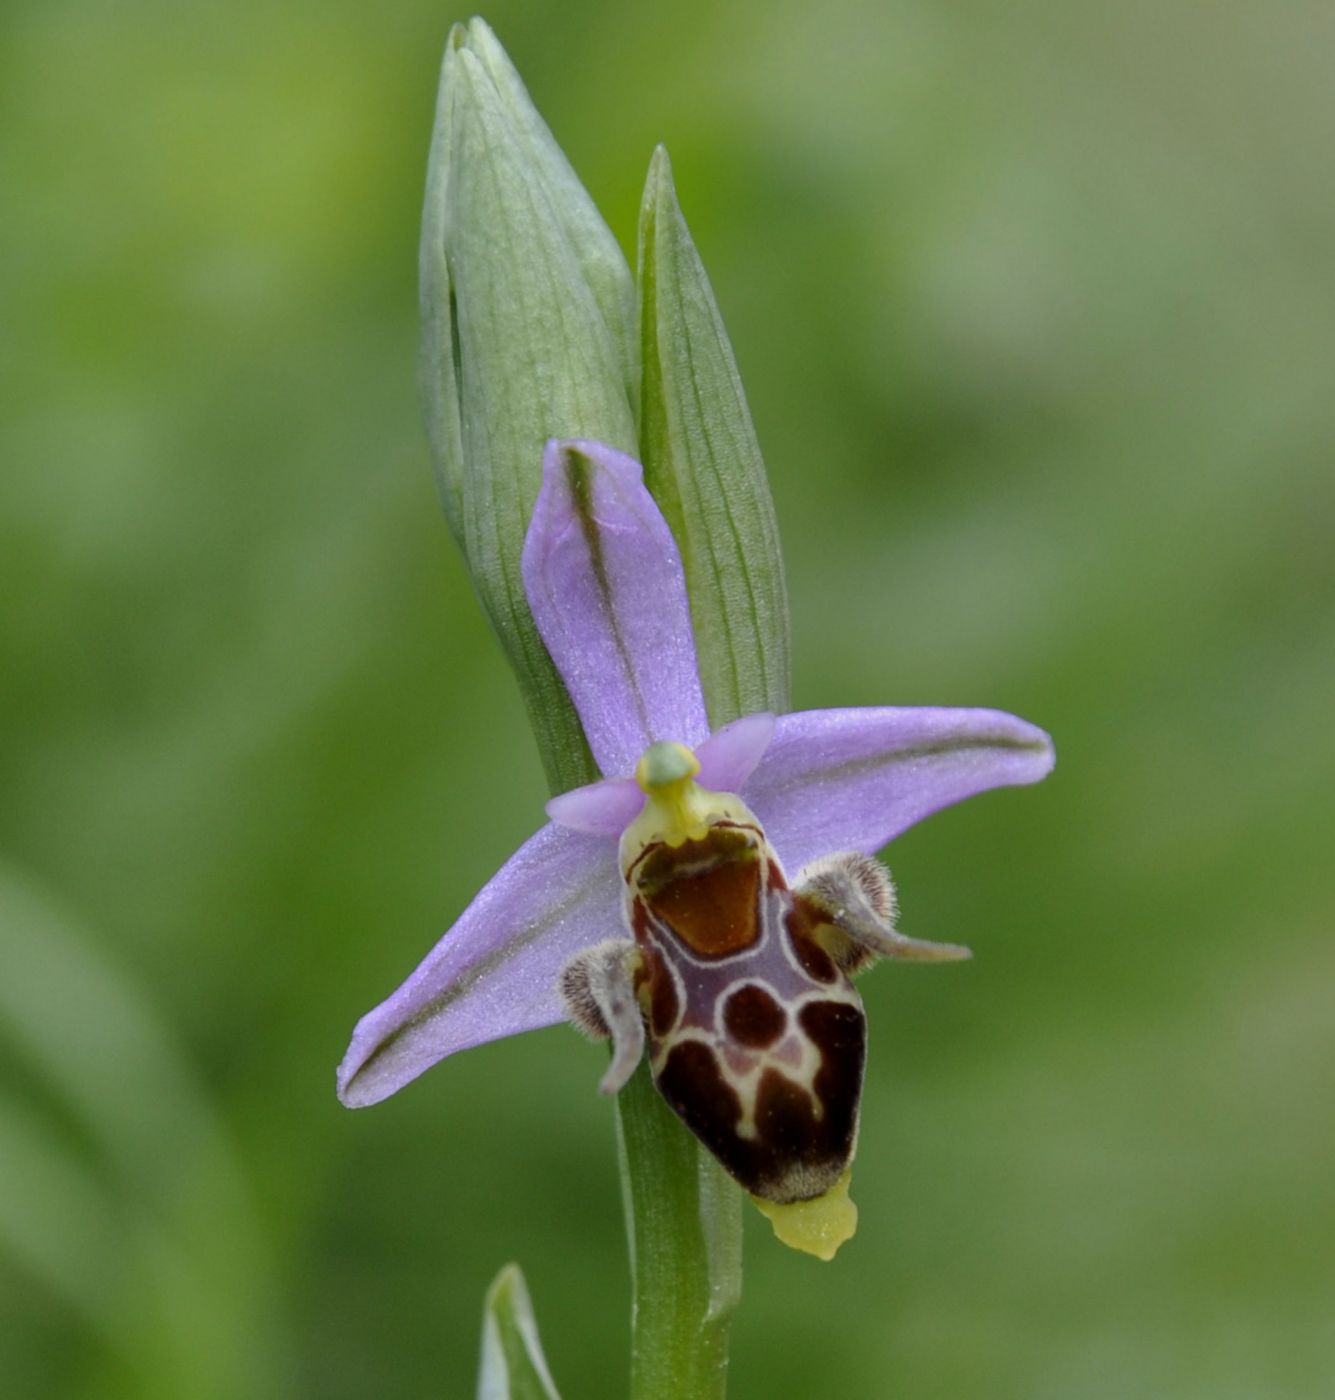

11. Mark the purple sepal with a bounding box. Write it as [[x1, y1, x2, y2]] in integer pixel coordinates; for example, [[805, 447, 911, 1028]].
[[337, 823, 619, 1107], [522, 440, 710, 777], [747, 706, 1055, 871]]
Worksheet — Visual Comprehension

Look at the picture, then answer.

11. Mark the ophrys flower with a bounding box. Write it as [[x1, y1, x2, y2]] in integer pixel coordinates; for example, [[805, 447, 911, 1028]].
[[337, 439, 1053, 1257]]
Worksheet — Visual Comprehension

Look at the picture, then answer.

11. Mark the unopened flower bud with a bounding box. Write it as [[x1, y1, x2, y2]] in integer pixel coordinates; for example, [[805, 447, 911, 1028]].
[[419, 19, 637, 790]]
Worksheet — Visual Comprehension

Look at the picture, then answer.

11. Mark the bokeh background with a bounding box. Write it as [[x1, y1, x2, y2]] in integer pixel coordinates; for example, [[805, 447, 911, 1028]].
[[3, 0, 1334, 1396]]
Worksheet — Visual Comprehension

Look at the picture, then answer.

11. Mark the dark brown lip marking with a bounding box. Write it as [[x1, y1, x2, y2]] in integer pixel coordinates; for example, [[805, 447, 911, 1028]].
[[722, 983, 787, 1048], [641, 946, 680, 1037], [656, 1037, 744, 1161]]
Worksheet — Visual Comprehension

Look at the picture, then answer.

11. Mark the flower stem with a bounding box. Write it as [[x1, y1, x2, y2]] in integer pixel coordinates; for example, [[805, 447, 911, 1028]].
[[615, 1063, 742, 1400]]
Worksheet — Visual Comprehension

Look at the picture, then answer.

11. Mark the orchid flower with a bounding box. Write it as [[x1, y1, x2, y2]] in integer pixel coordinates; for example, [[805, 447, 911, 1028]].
[[338, 438, 1053, 1256]]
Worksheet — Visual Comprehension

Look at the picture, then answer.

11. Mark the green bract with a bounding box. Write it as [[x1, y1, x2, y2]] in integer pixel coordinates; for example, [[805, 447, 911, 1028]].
[[638, 148, 791, 726]]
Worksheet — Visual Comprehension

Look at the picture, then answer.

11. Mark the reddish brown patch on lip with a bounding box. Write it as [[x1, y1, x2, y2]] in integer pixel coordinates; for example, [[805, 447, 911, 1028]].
[[722, 984, 786, 1048], [642, 948, 680, 1037], [637, 827, 762, 958], [786, 897, 838, 984]]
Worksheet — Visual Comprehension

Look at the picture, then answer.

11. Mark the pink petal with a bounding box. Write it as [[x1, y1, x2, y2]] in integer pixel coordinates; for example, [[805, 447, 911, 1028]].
[[546, 776, 645, 835], [748, 706, 1055, 871], [694, 712, 776, 793], [337, 822, 619, 1107], [521, 440, 710, 778]]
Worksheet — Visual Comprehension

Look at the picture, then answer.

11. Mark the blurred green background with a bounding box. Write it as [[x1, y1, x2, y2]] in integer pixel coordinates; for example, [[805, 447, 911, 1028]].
[[3, 0, 1334, 1396]]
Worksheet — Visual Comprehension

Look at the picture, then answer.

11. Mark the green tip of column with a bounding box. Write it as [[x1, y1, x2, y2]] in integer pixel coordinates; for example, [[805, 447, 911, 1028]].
[[635, 741, 700, 792]]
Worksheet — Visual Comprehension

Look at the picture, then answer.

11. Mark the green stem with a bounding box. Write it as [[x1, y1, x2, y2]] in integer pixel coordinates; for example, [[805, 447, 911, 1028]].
[[615, 1063, 743, 1400]]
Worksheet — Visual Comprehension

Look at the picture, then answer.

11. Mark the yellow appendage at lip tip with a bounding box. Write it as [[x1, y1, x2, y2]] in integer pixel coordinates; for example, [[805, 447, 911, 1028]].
[[751, 1170, 858, 1261]]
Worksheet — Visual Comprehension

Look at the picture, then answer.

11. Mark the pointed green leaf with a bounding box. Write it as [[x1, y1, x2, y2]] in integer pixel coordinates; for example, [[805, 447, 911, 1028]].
[[638, 146, 792, 727], [476, 1264, 562, 1400]]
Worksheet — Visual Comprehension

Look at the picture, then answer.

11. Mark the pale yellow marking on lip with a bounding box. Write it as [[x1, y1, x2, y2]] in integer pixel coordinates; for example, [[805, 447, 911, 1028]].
[[752, 1168, 858, 1261]]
